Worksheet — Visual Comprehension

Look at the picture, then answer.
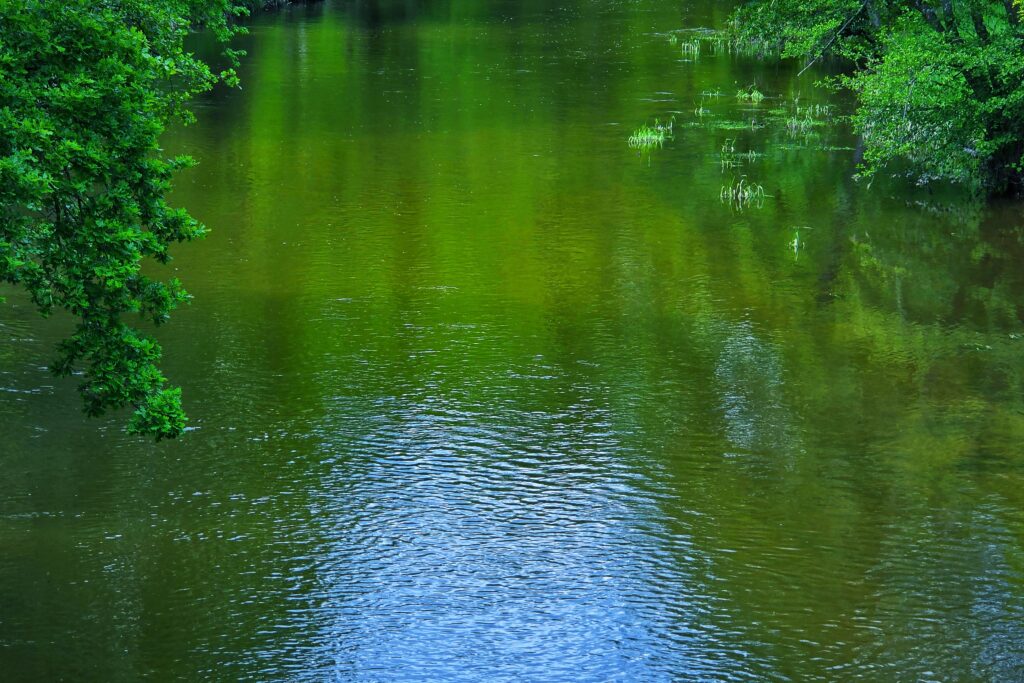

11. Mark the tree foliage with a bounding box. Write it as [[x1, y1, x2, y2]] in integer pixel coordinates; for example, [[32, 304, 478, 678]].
[[732, 0, 1024, 193], [0, 0, 244, 438]]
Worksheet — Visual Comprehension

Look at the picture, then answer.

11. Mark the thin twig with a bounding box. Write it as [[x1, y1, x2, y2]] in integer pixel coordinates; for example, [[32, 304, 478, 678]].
[[798, 0, 869, 76]]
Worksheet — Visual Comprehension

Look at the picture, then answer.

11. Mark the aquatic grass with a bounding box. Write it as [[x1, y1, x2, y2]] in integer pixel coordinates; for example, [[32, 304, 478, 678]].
[[706, 118, 765, 131], [720, 175, 768, 208], [668, 28, 779, 60], [781, 98, 839, 127], [765, 96, 839, 140], [736, 86, 765, 103], [629, 124, 666, 149], [791, 226, 812, 256], [628, 117, 675, 158], [680, 39, 701, 57], [687, 30, 773, 58], [703, 32, 732, 55], [719, 138, 763, 170], [786, 112, 825, 135], [680, 118, 764, 131], [720, 138, 741, 169], [800, 103, 835, 118], [721, 36, 780, 59]]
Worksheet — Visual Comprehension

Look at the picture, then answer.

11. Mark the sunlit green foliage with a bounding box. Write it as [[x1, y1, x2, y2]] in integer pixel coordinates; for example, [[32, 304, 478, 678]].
[[732, 0, 1024, 193], [0, 0, 244, 438]]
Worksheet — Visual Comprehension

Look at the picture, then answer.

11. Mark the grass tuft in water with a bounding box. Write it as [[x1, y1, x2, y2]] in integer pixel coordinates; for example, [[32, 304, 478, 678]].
[[736, 86, 765, 103], [781, 97, 838, 137], [786, 111, 825, 135], [720, 138, 763, 170], [680, 39, 701, 57], [706, 118, 765, 131], [690, 30, 774, 58], [791, 226, 812, 258], [721, 175, 768, 208], [628, 117, 674, 153]]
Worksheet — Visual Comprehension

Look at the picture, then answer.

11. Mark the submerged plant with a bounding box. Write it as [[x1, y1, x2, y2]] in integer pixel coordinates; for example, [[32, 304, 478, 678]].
[[736, 86, 765, 103], [696, 30, 771, 58], [786, 112, 823, 135], [721, 138, 739, 169], [721, 175, 768, 208], [628, 117, 675, 154], [720, 139, 763, 169], [800, 103, 835, 118], [773, 96, 836, 139], [680, 39, 701, 57], [791, 226, 812, 258], [709, 118, 765, 131]]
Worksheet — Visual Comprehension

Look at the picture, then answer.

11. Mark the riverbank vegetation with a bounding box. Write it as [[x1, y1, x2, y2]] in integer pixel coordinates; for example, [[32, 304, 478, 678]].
[[730, 0, 1024, 194]]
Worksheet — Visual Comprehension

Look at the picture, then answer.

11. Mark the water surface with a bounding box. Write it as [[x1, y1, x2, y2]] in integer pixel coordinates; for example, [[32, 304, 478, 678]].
[[2, 1, 1024, 680]]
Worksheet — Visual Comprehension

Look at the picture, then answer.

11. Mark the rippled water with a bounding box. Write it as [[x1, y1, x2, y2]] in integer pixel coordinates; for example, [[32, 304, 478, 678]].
[[2, 0, 1024, 680]]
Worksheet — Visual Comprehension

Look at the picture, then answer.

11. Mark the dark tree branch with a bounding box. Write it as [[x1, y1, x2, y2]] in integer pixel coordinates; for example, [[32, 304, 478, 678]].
[[912, 0, 945, 32], [798, 0, 869, 76], [939, 0, 957, 31], [865, 0, 881, 29], [971, 8, 991, 43], [1004, 0, 1020, 26]]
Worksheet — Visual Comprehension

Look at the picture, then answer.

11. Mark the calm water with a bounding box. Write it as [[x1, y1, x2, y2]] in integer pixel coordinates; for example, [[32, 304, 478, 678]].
[[3, 1, 1024, 680]]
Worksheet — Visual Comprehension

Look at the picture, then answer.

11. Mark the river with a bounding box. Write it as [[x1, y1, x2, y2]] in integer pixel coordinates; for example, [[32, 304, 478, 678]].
[[2, 0, 1023, 680]]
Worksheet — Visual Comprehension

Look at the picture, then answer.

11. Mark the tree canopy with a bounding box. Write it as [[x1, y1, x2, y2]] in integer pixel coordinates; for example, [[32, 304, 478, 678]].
[[0, 0, 243, 438], [731, 0, 1024, 193]]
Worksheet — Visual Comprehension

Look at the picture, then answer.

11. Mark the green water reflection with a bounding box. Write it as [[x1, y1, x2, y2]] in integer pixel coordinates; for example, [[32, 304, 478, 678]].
[[1, 0, 1023, 680]]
